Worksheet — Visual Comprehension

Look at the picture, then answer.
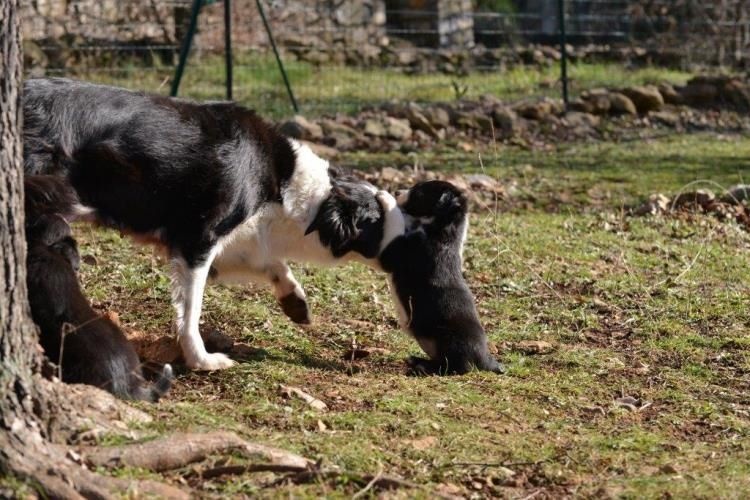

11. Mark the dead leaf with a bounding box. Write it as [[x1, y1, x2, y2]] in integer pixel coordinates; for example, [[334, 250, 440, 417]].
[[515, 340, 556, 354], [279, 385, 328, 412], [408, 436, 437, 451]]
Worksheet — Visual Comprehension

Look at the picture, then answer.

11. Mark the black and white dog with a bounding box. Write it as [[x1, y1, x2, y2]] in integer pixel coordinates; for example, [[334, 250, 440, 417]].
[[23, 78, 402, 371], [376, 181, 503, 375], [25, 209, 172, 401]]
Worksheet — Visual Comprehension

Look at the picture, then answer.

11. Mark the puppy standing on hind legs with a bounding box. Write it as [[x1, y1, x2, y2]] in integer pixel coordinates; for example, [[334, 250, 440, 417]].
[[376, 182, 504, 375]]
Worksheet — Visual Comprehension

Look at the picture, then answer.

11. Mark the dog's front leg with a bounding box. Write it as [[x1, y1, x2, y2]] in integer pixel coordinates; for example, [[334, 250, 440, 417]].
[[267, 261, 311, 325], [171, 253, 236, 370]]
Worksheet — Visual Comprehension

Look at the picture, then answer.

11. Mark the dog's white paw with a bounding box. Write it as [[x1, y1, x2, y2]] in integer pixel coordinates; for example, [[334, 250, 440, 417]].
[[187, 352, 236, 371]]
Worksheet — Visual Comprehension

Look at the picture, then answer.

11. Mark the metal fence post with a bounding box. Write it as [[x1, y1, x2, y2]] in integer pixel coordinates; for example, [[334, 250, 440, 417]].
[[558, 0, 569, 109], [256, 0, 299, 113], [224, 0, 233, 100], [171, 0, 202, 97]]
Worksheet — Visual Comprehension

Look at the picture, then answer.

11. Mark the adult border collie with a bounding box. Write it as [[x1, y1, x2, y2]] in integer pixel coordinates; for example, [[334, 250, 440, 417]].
[[23, 78, 402, 371]]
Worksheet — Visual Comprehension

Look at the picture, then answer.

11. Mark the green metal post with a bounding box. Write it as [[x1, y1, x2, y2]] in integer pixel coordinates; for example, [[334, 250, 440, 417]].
[[224, 0, 233, 100], [171, 0, 203, 97], [255, 0, 299, 113], [558, 0, 569, 109]]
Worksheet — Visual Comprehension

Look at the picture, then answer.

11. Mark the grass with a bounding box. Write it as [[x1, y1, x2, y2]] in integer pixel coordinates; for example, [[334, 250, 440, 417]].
[[45, 53, 692, 117], [68, 131, 750, 497]]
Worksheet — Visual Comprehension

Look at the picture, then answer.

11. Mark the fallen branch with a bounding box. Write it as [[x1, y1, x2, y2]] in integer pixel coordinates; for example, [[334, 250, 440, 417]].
[[84, 431, 312, 472]]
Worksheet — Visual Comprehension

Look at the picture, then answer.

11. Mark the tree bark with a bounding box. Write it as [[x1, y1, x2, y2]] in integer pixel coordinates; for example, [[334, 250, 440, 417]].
[[0, 0, 41, 425]]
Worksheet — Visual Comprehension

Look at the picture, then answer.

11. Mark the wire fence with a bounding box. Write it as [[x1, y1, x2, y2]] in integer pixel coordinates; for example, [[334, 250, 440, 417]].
[[21, 0, 750, 118]]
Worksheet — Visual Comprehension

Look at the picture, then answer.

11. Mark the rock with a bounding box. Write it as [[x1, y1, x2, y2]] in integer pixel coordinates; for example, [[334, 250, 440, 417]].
[[622, 85, 664, 113], [633, 193, 670, 216], [679, 80, 718, 107], [563, 111, 600, 128], [422, 106, 451, 129], [582, 88, 611, 115], [723, 79, 750, 112], [650, 110, 680, 127], [319, 119, 359, 150], [465, 173, 499, 192], [281, 115, 323, 141], [301, 140, 338, 159], [379, 166, 403, 182], [455, 111, 482, 130], [364, 118, 388, 137], [608, 92, 637, 115], [516, 100, 553, 120], [658, 82, 683, 105], [403, 104, 440, 138], [568, 98, 594, 114], [383, 116, 412, 139], [672, 189, 715, 210], [721, 185, 750, 204], [491, 106, 520, 139]]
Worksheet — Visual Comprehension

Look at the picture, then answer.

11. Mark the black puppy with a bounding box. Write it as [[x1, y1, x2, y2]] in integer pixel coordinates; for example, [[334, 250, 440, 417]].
[[377, 181, 503, 375], [25, 212, 172, 401]]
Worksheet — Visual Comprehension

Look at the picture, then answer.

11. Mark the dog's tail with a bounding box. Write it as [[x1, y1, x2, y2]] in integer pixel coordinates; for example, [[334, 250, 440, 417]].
[[133, 364, 173, 402]]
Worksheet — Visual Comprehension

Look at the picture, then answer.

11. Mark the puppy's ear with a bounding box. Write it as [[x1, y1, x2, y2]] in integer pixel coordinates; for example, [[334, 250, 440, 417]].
[[434, 190, 466, 221]]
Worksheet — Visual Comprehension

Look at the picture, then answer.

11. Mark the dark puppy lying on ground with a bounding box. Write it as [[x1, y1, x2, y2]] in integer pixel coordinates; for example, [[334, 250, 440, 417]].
[[25, 178, 172, 401], [376, 181, 503, 375]]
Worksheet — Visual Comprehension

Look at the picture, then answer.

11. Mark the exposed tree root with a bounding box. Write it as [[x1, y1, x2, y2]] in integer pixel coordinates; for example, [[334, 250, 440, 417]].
[[84, 431, 312, 472], [1, 377, 187, 499]]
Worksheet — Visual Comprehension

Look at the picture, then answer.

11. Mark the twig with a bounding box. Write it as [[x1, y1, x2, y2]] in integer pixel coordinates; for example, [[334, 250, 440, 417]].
[[196, 463, 308, 480], [519, 489, 543, 500], [352, 465, 384, 499]]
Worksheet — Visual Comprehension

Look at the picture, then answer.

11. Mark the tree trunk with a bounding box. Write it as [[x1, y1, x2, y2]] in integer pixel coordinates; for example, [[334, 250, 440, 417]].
[[0, 0, 41, 424]]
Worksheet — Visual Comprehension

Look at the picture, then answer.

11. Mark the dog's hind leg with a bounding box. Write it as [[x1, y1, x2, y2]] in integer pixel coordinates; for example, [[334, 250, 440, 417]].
[[171, 250, 236, 371]]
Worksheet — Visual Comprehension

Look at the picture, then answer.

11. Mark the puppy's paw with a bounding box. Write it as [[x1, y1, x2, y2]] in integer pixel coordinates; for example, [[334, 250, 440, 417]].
[[187, 351, 236, 371], [376, 190, 398, 212], [406, 356, 438, 376], [279, 293, 311, 324]]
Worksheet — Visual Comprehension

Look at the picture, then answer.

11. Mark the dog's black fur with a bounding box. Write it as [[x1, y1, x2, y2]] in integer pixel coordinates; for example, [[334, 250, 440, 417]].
[[25, 211, 172, 401], [379, 181, 503, 375], [23, 78, 294, 267], [22, 78, 393, 370]]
